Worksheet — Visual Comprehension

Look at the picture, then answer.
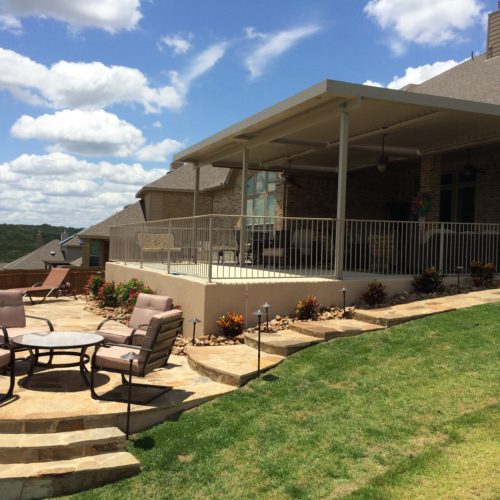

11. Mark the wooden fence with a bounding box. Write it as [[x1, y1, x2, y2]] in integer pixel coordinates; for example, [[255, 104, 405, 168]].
[[0, 268, 104, 294]]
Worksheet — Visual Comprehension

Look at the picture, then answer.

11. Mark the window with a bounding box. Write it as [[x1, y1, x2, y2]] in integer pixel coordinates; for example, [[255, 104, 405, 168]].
[[439, 172, 475, 222], [89, 240, 101, 267], [246, 171, 277, 225]]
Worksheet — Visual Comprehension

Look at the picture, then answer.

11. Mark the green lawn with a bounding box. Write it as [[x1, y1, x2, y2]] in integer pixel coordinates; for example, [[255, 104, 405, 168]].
[[75, 304, 499, 499]]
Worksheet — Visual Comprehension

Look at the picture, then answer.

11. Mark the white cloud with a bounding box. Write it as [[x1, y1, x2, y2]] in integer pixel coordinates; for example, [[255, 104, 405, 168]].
[[169, 42, 228, 96], [364, 0, 484, 53], [363, 59, 463, 89], [0, 152, 165, 225], [244, 24, 320, 78], [152, 120, 162, 128], [2, 0, 142, 33], [0, 14, 22, 34], [11, 109, 145, 157], [363, 79, 384, 87], [0, 46, 226, 113], [159, 33, 193, 54], [387, 59, 463, 89], [136, 138, 184, 162]]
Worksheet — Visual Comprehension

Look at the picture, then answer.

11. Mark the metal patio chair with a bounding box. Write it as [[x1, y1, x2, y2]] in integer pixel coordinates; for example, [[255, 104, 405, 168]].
[[90, 309, 183, 405]]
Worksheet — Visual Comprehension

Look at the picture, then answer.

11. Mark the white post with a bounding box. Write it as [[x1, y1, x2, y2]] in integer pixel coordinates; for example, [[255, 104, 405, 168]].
[[240, 148, 249, 267], [334, 110, 349, 279], [192, 163, 200, 263]]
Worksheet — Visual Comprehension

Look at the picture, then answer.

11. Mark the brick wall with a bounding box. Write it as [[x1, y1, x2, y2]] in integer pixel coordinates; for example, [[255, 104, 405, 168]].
[[419, 154, 442, 221], [143, 191, 213, 221]]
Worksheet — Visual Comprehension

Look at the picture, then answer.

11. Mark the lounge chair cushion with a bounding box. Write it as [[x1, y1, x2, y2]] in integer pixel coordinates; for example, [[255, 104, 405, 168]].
[[0, 348, 10, 368], [98, 326, 145, 346], [94, 346, 142, 376], [128, 293, 173, 331], [0, 291, 26, 328]]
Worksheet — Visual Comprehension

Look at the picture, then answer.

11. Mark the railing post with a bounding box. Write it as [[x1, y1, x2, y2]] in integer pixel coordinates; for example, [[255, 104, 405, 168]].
[[439, 222, 445, 272], [167, 219, 172, 274], [208, 216, 213, 283]]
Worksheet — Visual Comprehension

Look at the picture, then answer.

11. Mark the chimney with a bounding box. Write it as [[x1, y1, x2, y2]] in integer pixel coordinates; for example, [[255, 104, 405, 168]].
[[60, 230, 69, 242], [487, 2, 500, 59]]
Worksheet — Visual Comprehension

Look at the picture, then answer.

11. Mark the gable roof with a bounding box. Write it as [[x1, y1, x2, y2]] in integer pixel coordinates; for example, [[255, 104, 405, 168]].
[[136, 163, 231, 198], [3, 239, 65, 270], [79, 201, 146, 239], [410, 53, 500, 105]]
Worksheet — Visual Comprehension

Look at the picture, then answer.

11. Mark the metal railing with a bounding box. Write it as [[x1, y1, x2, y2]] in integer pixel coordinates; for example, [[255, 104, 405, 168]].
[[109, 216, 500, 281]]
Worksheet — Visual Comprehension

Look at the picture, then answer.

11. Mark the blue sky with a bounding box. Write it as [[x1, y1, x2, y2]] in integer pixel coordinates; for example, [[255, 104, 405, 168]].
[[0, 0, 496, 227]]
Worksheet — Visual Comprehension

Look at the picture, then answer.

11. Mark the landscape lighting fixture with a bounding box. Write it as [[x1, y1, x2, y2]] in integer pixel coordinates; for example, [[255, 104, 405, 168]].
[[189, 318, 202, 345], [252, 310, 263, 377]]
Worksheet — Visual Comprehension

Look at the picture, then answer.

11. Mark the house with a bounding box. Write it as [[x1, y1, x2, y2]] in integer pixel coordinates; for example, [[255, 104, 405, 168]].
[[79, 202, 146, 267], [108, 6, 500, 334]]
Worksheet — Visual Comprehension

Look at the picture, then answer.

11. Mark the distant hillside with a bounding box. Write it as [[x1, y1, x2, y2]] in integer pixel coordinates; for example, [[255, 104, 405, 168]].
[[0, 224, 83, 264]]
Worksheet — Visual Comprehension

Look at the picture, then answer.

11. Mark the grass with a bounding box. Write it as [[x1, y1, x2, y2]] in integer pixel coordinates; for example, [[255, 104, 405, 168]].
[[74, 304, 499, 499]]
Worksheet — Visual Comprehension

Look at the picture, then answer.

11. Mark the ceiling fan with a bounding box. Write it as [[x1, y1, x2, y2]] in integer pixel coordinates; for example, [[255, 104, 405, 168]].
[[462, 149, 486, 177], [277, 159, 302, 187]]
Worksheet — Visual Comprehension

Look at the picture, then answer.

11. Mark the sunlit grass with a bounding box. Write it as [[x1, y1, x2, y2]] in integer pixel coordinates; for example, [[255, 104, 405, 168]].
[[74, 303, 500, 499]]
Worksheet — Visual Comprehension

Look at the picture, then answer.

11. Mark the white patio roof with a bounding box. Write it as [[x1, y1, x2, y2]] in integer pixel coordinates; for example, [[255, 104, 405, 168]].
[[173, 79, 500, 173]]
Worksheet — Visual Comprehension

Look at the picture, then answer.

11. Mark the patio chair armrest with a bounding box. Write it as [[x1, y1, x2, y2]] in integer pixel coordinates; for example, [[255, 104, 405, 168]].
[[0, 324, 9, 345], [31, 282, 42, 288], [25, 315, 54, 331], [101, 341, 152, 352], [96, 316, 127, 330], [129, 323, 149, 339]]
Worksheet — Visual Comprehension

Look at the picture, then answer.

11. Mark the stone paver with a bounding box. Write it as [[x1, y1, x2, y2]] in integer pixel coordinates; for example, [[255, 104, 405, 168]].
[[290, 318, 384, 339], [244, 330, 322, 356], [353, 289, 500, 327], [0, 451, 140, 500], [186, 345, 284, 386]]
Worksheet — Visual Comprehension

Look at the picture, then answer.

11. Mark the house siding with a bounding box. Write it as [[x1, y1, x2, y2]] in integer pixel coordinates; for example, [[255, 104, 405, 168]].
[[488, 9, 500, 59]]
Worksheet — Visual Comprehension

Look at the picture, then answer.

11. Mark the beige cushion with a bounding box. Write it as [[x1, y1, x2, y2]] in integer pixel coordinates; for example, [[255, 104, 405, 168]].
[[262, 248, 285, 258], [128, 293, 173, 330], [0, 291, 26, 328], [94, 346, 142, 375], [0, 348, 10, 368]]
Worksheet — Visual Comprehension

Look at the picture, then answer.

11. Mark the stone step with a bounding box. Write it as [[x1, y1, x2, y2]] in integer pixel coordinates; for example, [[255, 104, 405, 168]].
[[0, 451, 141, 500], [352, 303, 455, 327], [289, 318, 384, 340], [244, 330, 323, 356], [0, 427, 125, 464], [186, 345, 284, 387], [0, 414, 118, 434]]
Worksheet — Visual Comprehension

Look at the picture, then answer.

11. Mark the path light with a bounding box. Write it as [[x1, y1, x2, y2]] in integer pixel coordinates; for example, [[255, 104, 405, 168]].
[[260, 302, 271, 332], [189, 318, 202, 345], [340, 287, 347, 317], [252, 309, 263, 377], [120, 351, 140, 440], [456, 266, 464, 291]]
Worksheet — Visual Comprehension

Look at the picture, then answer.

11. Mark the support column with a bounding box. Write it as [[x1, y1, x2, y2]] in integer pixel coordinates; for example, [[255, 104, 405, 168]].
[[192, 163, 200, 263], [334, 110, 349, 279], [193, 163, 200, 216], [240, 148, 249, 266]]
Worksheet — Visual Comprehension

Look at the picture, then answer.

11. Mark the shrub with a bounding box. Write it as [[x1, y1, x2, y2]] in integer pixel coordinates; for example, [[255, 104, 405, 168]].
[[470, 261, 496, 286], [96, 280, 119, 308], [116, 278, 155, 312], [295, 295, 319, 320], [412, 267, 444, 294], [84, 274, 104, 297], [361, 280, 387, 306], [216, 312, 245, 337]]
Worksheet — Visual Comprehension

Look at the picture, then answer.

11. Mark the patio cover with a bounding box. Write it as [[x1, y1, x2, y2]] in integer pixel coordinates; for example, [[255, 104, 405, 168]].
[[173, 79, 500, 172]]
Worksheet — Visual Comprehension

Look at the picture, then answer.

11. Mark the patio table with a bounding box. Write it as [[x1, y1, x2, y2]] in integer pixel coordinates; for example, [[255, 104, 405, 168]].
[[11, 331, 103, 388]]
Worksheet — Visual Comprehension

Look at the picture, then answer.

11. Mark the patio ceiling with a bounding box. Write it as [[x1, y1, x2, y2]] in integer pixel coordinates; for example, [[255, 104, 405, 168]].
[[173, 79, 500, 173]]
